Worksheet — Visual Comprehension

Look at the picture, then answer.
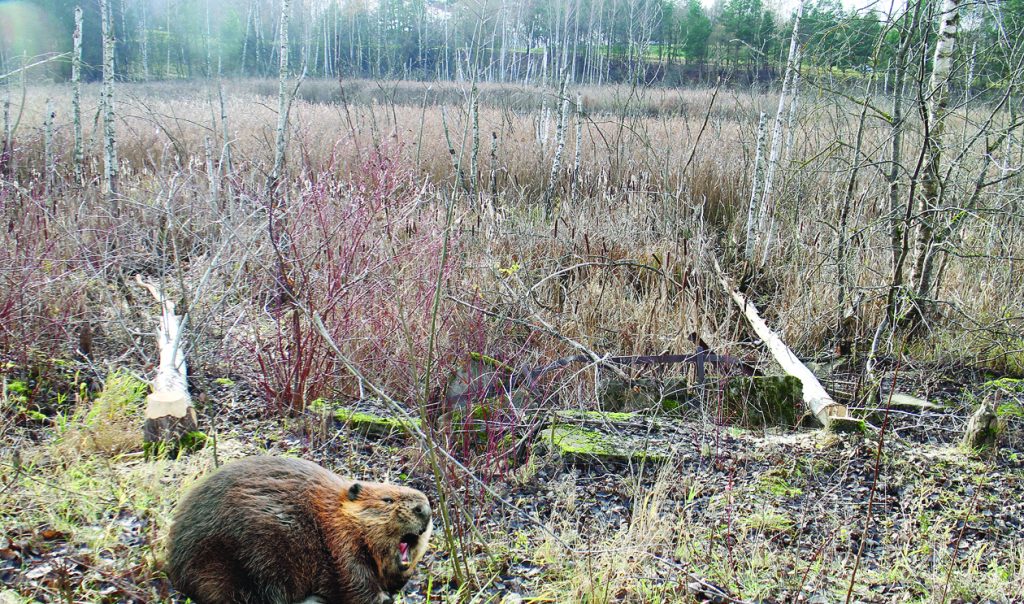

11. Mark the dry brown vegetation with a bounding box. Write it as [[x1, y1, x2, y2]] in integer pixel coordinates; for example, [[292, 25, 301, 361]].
[[2, 78, 1023, 603]]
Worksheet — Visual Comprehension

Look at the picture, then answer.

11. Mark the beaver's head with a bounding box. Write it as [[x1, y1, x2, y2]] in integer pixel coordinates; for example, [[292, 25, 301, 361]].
[[342, 481, 432, 593]]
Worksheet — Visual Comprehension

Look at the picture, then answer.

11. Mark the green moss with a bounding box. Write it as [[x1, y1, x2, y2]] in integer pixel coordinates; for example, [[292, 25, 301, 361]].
[[756, 471, 803, 498], [554, 409, 639, 422], [737, 508, 795, 536], [334, 407, 421, 437], [985, 377, 1024, 393], [214, 377, 236, 387], [7, 380, 29, 395], [828, 416, 868, 434], [468, 352, 514, 373], [179, 431, 208, 451], [998, 400, 1023, 419], [543, 424, 667, 464]]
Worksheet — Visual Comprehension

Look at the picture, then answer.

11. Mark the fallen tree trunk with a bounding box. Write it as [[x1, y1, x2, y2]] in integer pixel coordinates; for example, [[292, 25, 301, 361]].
[[717, 268, 861, 431], [136, 275, 199, 454]]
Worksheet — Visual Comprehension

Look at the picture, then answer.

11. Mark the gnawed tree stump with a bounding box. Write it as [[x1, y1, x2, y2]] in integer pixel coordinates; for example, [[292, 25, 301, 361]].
[[136, 276, 200, 456], [963, 398, 1001, 450]]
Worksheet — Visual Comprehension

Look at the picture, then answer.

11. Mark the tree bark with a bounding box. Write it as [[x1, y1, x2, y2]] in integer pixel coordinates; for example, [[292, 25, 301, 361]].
[[911, 0, 962, 310], [72, 6, 83, 183], [101, 0, 119, 212], [269, 0, 291, 190]]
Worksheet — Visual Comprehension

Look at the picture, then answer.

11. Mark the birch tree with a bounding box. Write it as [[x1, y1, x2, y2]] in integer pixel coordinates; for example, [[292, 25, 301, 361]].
[[269, 0, 291, 190], [101, 0, 119, 211], [909, 0, 961, 319], [72, 5, 83, 183]]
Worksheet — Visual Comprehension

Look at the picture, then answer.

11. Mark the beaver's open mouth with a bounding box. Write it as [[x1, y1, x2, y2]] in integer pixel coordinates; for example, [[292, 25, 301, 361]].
[[398, 533, 419, 566]]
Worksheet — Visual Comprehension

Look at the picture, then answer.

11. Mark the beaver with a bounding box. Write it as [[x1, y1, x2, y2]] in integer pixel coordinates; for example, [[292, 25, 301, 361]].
[[166, 456, 432, 604]]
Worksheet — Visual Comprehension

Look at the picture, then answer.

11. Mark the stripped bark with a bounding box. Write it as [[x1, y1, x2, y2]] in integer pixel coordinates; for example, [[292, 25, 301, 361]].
[[135, 276, 198, 453]]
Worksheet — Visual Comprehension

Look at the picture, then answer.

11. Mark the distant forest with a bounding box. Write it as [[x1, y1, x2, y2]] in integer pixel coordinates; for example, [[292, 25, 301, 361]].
[[3, 0, 1023, 87]]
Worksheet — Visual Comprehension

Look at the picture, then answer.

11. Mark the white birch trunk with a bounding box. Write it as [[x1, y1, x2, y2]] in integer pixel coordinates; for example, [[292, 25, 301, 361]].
[[545, 83, 571, 216], [912, 0, 961, 301], [140, 0, 149, 80], [572, 92, 583, 193], [72, 6, 83, 183], [470, 85, 480, 194], [43, 99, 54, 192], [744, 112, 768, 261], [756, 0, 803, 243], [269, 0, 291, 189], [100, 0, 118, 209]]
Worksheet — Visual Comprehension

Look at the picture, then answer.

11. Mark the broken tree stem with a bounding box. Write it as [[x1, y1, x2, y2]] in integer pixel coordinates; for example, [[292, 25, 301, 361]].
[[717, 262, 851, 429]]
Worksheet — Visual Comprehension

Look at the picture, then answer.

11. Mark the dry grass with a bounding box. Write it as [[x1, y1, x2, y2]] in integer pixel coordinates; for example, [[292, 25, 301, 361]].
[[7, 78, 1018, 375]]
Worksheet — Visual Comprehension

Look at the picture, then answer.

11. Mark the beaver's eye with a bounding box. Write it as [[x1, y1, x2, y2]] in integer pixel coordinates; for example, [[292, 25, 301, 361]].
[[382, 497, 395, 504]]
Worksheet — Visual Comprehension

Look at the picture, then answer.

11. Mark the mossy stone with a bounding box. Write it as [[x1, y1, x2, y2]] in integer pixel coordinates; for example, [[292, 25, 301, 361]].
[[541, 412, 669, 465], [334, 407, 421, 437]]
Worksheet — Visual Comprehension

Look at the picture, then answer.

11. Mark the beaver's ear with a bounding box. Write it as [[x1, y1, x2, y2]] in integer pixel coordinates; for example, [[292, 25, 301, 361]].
[[348, 483, 362, 501]]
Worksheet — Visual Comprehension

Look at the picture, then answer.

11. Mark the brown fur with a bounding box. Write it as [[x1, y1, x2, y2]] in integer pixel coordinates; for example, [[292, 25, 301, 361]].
[[166, 456, 432, 604]]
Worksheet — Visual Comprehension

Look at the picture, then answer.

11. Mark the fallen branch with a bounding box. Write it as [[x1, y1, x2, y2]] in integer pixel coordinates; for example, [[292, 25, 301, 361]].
[[716, 262, 860, 431]]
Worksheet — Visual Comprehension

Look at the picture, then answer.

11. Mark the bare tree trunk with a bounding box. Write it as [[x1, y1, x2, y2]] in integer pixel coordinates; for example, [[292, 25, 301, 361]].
[[572, 92, 583, 195], [218, 81, 232, 187], [205, 0, 213, 78], [140, 0, 149, 80], [101, 0, 119, 213], [744, 112, 768, 262], [883, 0, 922, 330], [269, 0, 291, 190], [241, 0, 253, 75], [470, 84, 480, 194], [72, 6, 83, 183], [756, 0, 803, 256], [545, 77, 571, 217], [911, 0, 962, 311], [43, 98, 54, 193]]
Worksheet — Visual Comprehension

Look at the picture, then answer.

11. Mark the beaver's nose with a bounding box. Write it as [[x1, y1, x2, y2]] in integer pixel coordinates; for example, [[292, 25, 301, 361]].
[[413, 503, 431, 524]]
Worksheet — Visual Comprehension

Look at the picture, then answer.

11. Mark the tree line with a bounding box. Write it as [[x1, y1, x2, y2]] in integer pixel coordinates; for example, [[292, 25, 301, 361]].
[[4, 0, 1022, 87]]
